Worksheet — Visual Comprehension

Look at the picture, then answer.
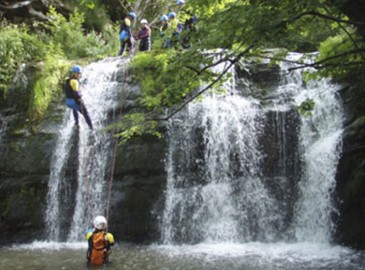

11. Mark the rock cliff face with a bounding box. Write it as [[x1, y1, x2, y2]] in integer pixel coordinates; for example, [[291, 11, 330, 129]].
[[0, 65, 55, 244], [336, 84, 365, 250], [0, 60, 364, 249]]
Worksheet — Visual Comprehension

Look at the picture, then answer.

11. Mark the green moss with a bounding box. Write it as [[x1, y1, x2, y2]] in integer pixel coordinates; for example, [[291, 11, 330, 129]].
[[0, 22, 46, 98], [28, 54, 70, 123], [349, 116, 365, 130], [297, 98, 315, 117], [348, 169, 365, 198]]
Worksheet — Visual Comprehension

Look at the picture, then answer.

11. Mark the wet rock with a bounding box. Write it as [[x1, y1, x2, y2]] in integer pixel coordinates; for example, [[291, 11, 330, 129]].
[[336, 84, 365, 250]]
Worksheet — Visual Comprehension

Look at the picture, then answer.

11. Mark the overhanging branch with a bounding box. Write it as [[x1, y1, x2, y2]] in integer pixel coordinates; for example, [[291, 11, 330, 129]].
[[286, 10, 365, 26], [148, 44, 255, 121], [0, 0, 34, 9]]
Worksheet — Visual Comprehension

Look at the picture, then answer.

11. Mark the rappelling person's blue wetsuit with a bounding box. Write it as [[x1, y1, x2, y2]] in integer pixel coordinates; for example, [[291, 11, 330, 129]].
[[65, 65, 93, 130]]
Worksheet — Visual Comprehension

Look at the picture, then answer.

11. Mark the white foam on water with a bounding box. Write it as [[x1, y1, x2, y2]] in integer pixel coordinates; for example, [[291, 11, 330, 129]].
[[10, 241, 87, 251]]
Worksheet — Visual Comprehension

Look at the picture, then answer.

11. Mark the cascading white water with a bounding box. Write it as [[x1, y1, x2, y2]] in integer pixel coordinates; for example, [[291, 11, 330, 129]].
[[45, 57, 126, 241], [293, 80, 343, 243], [45, 115, 75, 241], [161, 53, 344, 245], [163, 95, 264, 243]]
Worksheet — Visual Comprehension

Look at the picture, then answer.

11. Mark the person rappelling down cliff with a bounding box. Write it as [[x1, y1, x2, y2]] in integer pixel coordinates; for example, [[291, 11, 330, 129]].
[[64, 65, 93, 130]]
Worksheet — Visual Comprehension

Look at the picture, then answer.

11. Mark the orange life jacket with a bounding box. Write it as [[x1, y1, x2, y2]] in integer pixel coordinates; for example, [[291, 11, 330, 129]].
[[89, 231, 107, 265]]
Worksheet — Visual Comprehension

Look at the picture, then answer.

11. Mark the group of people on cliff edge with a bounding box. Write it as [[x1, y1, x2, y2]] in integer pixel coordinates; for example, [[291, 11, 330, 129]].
[[118, 0, 197, 56], [160, 0, 197, 49], [119, 11, 152, 56]]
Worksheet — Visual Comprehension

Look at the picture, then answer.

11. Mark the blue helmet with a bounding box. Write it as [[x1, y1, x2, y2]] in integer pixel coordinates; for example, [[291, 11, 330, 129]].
[[72, 65, 82, 73], [168, 12, 176, 19], [161, 15, 168, 21], [177, 0, 185, 5], [128, 12, 137, 20]]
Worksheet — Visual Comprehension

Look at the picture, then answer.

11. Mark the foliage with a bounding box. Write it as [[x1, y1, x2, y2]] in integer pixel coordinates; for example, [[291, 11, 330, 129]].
[[42, 6, 118, 59], [114, 113, 161, 144], [298, 98, 315, 117], [28, 53, 69, 123], [131, 50, 207, 109], [64, 0, 112, 32], [1, 6, 119, 124], [116, 0, 365, 141], [2, 0, 365, 136], [314, 30, 365, 79], [0, 22, 46, 97]]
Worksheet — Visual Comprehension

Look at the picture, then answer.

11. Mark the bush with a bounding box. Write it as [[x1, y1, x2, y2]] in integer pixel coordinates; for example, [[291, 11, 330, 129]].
[[0, 7, 120, 124], [28, 53, 70, 123], [0, 22, 46, 97], [43, 6, 118, 59]]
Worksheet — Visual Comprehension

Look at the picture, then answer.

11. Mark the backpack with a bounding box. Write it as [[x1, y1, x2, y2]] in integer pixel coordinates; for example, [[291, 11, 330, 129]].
[[89, 232, 107, 265]]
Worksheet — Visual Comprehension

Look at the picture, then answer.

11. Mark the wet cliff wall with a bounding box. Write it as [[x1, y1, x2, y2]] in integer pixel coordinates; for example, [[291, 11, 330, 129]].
[[0, 60, 364, 250]]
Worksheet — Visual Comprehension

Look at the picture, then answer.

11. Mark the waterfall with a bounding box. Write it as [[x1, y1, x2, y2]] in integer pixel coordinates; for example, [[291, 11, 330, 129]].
[[293, 80, 343, 242], [45, 57, 126, 241], [161, 53, 344, 245]]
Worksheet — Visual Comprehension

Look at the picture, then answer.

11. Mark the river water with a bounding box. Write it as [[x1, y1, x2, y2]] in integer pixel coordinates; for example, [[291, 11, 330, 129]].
[[1, 242, 364, 270]]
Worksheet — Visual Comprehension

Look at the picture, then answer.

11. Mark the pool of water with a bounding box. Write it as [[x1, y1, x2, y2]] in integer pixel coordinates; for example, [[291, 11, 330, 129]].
[[1, 242, 364, 270]]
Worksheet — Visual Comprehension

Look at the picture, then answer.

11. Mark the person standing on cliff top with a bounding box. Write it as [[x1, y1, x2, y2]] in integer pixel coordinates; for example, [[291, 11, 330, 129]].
[[135, 19, 152, 52], [119, 12, 137, 56]]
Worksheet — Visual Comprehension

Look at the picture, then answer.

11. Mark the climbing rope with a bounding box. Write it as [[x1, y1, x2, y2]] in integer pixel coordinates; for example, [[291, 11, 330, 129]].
[[78, 91, 108, 228], [79, 100, 95, 224], [80, 64, 127, 227], [84, 144, 94, 223], [105, 66, 127, 224], [106, 139, 118, 223]]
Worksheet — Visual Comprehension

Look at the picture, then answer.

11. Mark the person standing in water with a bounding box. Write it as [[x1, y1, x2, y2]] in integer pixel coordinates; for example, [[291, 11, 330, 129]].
[[86, 215, 115, 265]]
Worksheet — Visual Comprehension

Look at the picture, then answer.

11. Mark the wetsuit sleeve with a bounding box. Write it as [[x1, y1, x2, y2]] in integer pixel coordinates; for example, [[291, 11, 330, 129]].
[[70, 79, 82, 99], [86, 231, 93, 240], [70, 79, 79, 91], [125, 18, 131, 27], [106, 233, 115, 245], [123, 18, 133, 40]]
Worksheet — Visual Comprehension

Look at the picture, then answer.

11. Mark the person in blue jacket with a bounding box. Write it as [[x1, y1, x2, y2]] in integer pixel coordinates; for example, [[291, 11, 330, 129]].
[[119, 12, 137, 56], [64, 65, 93, 130]]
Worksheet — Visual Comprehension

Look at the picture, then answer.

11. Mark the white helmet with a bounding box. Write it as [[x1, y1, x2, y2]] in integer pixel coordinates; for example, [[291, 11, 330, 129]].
[[141, 19, 148, 24], [93, 215, 107, 230]]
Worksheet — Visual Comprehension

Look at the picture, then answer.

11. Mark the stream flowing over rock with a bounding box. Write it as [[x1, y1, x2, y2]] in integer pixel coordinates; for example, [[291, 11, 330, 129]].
[[0, 55, 364, 250]]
